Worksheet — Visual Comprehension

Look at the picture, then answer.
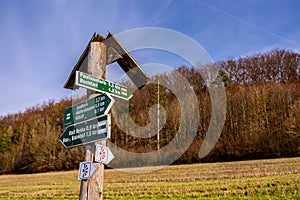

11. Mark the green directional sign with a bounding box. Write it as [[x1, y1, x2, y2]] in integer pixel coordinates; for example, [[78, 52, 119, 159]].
[[59, 115, 111, 148], [63, 93, 114, 127], [75, 71, 133, 100]]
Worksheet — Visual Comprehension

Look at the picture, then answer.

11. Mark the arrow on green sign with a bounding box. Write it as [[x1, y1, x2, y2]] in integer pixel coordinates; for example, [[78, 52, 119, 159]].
[[75, 71, 133, 100], [59, 114, 111, 148], [63, 93, 114, 127]]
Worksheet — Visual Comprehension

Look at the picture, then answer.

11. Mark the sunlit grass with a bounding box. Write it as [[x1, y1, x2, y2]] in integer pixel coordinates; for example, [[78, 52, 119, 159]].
[[0, 157, 299, 199]]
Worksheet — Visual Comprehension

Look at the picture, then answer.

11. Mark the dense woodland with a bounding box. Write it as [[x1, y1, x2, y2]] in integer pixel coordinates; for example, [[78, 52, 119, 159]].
[[0, 49, 299, 174]]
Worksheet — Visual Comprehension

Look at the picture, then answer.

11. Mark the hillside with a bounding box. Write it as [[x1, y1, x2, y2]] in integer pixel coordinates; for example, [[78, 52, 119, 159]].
[[0, 49, 299, 174]]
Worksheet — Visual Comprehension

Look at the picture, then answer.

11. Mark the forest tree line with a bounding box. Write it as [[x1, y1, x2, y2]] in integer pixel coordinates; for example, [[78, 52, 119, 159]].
[[0, 49, 299, 174]]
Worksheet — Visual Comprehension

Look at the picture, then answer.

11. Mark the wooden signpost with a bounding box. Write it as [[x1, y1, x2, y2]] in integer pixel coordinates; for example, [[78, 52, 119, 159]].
[[61, 32, 149, 200]]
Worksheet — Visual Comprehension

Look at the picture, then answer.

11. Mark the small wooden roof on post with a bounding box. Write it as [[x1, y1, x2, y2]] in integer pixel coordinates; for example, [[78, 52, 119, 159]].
[[64, 33, 105, 90], [64, 32, 149, 91], [104, 32, 150, 89]]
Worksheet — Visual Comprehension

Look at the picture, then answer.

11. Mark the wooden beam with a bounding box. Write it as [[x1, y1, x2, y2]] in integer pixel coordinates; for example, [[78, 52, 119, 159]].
[[79, 41, 106, 200], [104, 32, 150, 89]]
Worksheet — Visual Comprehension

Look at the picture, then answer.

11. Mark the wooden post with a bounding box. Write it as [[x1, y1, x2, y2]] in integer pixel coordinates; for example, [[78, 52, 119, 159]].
[[79, 41, 106, 200]]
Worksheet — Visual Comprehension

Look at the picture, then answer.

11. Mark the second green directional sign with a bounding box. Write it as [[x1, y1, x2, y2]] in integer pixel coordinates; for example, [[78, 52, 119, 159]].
[[63, 93, 114, 127]]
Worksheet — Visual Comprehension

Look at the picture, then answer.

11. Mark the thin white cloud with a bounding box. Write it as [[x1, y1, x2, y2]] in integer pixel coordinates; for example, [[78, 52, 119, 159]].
[[200, 1, 300, 47]]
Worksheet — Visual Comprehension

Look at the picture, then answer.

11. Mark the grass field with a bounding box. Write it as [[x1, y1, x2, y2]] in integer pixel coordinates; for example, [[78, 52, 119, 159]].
[[0, 157, 299, 199]]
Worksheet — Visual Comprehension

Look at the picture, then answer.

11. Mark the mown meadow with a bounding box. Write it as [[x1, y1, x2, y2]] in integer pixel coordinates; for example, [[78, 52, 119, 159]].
[[0, 157, 299, 199]]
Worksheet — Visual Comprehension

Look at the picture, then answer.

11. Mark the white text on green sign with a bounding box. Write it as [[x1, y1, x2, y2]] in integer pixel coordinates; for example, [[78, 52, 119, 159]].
[[63, 93, 114, 127], [59, 114, 111, 148], [75, 71, 132, 100]]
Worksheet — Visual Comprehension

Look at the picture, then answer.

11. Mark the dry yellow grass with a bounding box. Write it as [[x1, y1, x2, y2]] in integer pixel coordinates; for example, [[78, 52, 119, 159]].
[[0, 157, 299, 199]]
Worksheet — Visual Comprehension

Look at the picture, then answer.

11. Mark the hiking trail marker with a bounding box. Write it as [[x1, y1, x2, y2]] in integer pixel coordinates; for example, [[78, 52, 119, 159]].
[[78, 161, 97, 180], [95, 144, 114, 164]]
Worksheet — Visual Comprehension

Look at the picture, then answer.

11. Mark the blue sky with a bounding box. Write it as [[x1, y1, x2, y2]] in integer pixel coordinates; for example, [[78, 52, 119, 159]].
[[0, 0, 300, 115]]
